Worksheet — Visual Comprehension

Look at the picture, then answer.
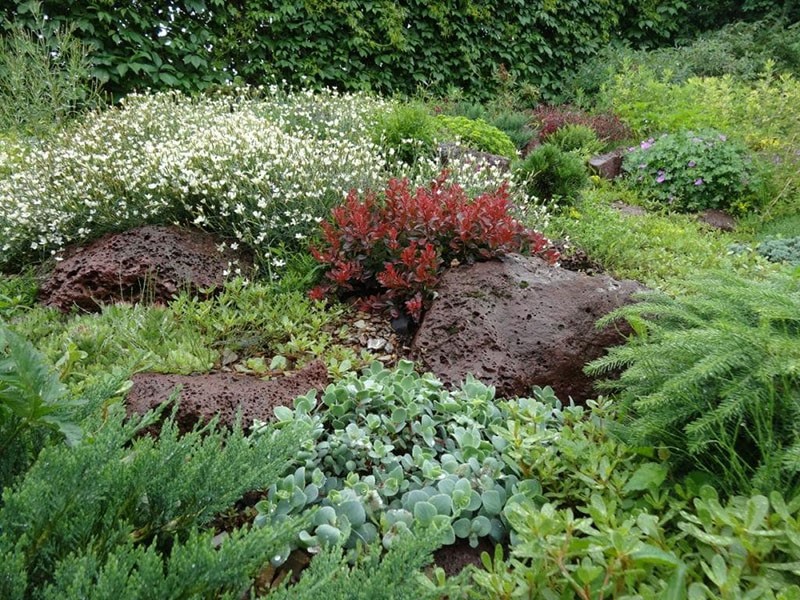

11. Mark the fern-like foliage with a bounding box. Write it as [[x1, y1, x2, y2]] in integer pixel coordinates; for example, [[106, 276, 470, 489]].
[[0, 325, 83, 489], [586, 271, 800, 495]]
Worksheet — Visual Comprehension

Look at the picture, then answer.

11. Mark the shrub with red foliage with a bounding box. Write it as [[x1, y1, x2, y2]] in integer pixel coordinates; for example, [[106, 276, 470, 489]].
[[530, 105, 633, 147], [310, 172, 559, 322]]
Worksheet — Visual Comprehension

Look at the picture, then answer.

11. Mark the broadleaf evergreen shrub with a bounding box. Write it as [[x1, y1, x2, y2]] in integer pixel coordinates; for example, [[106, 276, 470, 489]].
[[309, 173, 558, 321], [586, 271, 800, 496]]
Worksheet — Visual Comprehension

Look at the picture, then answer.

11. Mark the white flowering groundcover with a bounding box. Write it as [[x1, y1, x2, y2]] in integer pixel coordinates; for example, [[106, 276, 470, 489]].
[[0, 87, 539, 274]]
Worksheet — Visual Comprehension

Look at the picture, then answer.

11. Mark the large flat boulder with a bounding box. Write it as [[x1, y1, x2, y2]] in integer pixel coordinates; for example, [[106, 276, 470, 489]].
[[39, 225, 251, 312], [125, 360, 329, 433], [412, 254, 642, 402]]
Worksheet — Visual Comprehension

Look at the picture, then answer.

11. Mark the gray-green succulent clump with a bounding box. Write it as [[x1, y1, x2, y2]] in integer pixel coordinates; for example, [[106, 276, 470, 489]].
[[254, 361, 544, 559]]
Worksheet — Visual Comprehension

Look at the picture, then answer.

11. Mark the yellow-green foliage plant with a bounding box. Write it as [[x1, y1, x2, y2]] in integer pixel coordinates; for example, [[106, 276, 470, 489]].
[[544, 187, 768, 290], [436, 115, 518, 159], [603, 63, 800, 217]]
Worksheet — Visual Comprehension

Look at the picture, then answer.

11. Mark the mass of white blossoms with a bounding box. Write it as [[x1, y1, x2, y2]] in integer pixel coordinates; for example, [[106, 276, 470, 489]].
[[0, 86, 544, 272]]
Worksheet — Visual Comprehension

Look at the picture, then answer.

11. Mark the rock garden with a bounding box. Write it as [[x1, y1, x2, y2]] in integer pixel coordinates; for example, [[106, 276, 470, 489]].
[[1, 2, 800, 598]]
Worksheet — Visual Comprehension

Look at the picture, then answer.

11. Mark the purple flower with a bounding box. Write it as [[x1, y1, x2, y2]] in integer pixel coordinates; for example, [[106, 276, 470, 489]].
[[640, 138, 655, 150], [656, 170, 666, 183], [687, 160, 696, 167], [694, 178, 704, 186]]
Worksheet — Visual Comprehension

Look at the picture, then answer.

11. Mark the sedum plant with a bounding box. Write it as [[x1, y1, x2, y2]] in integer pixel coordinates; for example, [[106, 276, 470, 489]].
[[474, 485, 800, 598], [473, 389, 800, 598], [255, 361, 534, 557]]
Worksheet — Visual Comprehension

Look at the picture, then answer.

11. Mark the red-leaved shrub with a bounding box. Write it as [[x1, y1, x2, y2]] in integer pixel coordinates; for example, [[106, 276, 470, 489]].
[[310, 172, 559, 322], [530, 105, 633, 147]]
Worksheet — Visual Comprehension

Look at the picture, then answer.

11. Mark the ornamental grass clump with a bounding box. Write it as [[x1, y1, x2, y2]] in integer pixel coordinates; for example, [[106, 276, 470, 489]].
[[622, 129, 759, 213], [0, 87, 390, 273], [309, 173, 558, 322]]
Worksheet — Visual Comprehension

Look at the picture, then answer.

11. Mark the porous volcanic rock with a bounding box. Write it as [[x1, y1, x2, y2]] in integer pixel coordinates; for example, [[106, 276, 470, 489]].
[[611, 201, 648, 217], [697, 209, 736, 232], [39, 225, 251, 312], [412, 254, 642, 402], [589, 148, 627, 180], [125, 360, 329, 433]]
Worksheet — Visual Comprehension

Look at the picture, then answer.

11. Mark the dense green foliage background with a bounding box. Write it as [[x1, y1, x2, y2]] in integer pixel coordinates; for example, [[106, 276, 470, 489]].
[[3, 0, 795, 99]]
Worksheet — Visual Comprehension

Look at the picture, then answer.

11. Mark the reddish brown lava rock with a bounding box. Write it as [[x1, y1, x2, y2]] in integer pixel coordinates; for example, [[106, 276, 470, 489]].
[[697, 209, 736, 232], [125, 360, 329, 433], [412, 254, 643, 403], [589, 148, 627, 180], [39, 225, 251, 312]]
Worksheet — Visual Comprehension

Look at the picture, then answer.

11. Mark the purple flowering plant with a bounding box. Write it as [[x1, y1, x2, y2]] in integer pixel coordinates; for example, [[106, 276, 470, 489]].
[[621, 129, 758, 213]]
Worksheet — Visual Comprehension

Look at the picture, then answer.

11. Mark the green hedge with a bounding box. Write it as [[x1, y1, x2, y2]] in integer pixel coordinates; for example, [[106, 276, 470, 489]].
[[0, 0, 727, 100]]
